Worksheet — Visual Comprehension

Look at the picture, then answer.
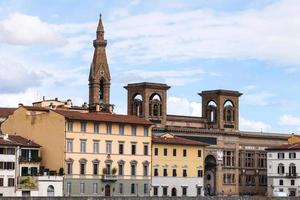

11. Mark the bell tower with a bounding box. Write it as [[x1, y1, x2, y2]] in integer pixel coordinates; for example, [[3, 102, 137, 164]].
[[89, 14, 111, 110], [199, 90, 242, 131]]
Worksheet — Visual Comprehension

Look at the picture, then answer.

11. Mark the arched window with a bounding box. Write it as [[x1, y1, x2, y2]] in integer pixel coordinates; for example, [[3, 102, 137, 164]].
[[289, 163, 296, 175], [99, 79, 104, 101], [278, 163, 285, 174], [149, 93, 162, 117], [132, 94, 143, 116], [47, 185, 55, 197], [207, 101, 217, 123], [224, 100, 234, 122]]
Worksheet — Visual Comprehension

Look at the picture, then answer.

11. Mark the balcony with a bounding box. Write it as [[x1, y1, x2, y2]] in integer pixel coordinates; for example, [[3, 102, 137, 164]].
[[19, 156, 42, 163], [102, 174, 118, 182], [286, 173, 297, 178], [17, 176, 38, 190]]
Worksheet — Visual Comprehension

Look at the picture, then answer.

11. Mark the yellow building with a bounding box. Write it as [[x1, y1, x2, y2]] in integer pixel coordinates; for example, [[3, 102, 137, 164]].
[[2, 105, 153, 196], [151, 133, 207, 197]]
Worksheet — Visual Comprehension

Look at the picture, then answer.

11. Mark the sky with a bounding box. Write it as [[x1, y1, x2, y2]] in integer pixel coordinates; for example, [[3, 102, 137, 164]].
[[0, 0, 300, 133]]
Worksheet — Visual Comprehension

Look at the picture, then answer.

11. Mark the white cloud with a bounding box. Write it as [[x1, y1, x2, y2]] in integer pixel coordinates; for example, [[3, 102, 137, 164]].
[[103, 0, 300, 67], [167, 96, 201, 116], [0, 13, 66, 46], [242, 91, 290, 107], [279, 114, 300, 127], [0, 89, 39, 107], [240, 117, 271, 132]]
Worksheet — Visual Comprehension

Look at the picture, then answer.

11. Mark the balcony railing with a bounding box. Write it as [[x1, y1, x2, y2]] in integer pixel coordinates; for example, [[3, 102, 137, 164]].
[[19, 156, 42, 163], [17, 176, 38, 190], [102, 174, 118, 181], [286, 173, 297, 178]]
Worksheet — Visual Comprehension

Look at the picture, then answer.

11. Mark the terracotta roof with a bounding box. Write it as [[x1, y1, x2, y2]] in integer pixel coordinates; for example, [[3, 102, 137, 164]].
[[266, 142, 300, 151], [0, 134, 40, 148], [152, 135, 208, 146], [54, 110, 153, 125], [0, 107, 16, 118]]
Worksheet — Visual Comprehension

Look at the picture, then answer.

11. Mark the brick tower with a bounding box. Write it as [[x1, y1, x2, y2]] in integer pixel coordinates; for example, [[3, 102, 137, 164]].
[[89, 15, 111, 111]]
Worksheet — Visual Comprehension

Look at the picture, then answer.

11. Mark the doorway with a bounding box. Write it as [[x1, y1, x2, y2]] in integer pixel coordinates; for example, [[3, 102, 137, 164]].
[[105, 184, 111, 196], [171, 187, 177, 196], [204, 155, 216, 196]]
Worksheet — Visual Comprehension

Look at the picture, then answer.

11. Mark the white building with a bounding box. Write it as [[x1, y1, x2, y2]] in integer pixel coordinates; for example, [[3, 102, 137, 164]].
[[0, 133, 63, 197], [267, 140, 300, 197]]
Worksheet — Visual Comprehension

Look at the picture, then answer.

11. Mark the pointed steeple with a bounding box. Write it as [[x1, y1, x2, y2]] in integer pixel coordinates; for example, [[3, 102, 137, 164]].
[[89, 14, 111, 108]]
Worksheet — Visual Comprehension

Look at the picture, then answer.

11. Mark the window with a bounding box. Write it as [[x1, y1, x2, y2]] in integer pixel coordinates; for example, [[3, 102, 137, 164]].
[[163, 187, 168, 196], [223, 173, 235, 184], [183, 149, 187, 157], [291, 180, 295, 186], [144, 184, 148, 194], [131, 183, 135, 194], [154, 168, 158, 176], [118, 164, 124, 176], [94, 122, 99, 134], [198, 170, 203, 177], [246, 175, 255, 186], [119, 124, 124, 135], [258, 152, 267, 168], [198, 150, 202, 157], [93, 163, 98, 175], [93, 183, 98, 194], [197, 187, 202, 196], [259, 175, 267, 186], [182, 187, 187, 196], [93, 140, 99, 153], [7, 148, 15, 155], [67, 121, 73, 132], [66, 139, 73, 152], [119, 183, 123, 194], [67, 162, 73, 175], [278, 163, 285, 174], [131, 144, 136, 155], [173, 169, 177, 177], [80, 140, 86, 153], [289, 163, 296, 175], [223, 150, 235, 167], [119, 143, 124, 155], [106, 141, 112, 154], [183, 169, 187, 177], [173, 149, 177, 156], [131, 164, 136, 176], [80, 183, 85, 194], [279, 179, 283, 185], [163, 168, 168, 176], [144, 127, 149, 136], [143, 165, 148, 176], [153, 186, 158, 196], [8, 178, 14, 187], [106, 123, 112, 134], [154, 148, 158, 156], [131, 126, 137, 136], [67, 182, 71, 194], [144, 144, 148, 155], [0, 178, 3, 186], [278, 153, 285, 159], [80, 163, 85, 175], [164, 148, 168, 156], [80, 121, 87, 132], [245, 152, 254, 168], [289, 152, 296, 159]]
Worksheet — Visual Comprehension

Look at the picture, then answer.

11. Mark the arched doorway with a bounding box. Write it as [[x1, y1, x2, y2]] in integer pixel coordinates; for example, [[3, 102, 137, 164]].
[[47, 185, 55, 197], [171, 187, 177, 196], [105, 184, 111, 196], [204, 155, 217, 196]]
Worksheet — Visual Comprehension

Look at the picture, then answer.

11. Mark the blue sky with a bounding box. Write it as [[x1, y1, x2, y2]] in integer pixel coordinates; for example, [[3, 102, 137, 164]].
[[0, 0, 300, 133]]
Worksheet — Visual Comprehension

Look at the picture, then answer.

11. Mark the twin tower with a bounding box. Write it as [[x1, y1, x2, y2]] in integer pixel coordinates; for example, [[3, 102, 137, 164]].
[[88, 15, 242, 130]]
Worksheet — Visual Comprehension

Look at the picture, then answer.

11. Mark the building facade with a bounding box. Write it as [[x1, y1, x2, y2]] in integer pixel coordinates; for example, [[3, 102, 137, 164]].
[[266, 135, 300, 197], [0, 133, 63, 197], [151, 133, 206, 197]]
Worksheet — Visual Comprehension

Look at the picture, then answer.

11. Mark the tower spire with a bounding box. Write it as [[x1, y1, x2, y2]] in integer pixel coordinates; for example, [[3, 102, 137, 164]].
[[89, 14, 111, 110]]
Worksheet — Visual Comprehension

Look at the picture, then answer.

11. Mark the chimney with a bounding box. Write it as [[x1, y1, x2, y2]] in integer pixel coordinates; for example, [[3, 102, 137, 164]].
[[18, 103, 23, 107], [43, 96, 45, 101], [96, 104, 100, 112], [82, 102, 88, 109], [66, 99, 72, 107]]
